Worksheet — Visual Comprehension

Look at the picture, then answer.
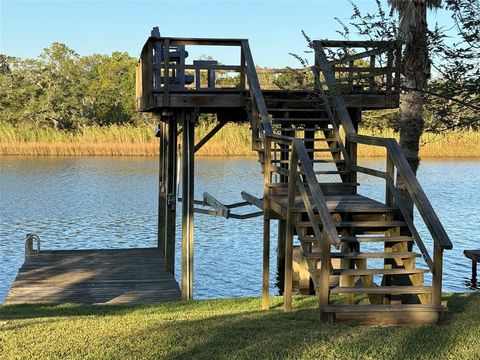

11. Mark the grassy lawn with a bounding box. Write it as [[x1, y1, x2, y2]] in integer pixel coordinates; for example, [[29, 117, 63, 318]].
[[1, 293, 479, 360]]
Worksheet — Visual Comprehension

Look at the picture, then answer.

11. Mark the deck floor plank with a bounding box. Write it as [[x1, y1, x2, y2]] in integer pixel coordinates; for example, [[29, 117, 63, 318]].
[[4, 248, 181, 305]]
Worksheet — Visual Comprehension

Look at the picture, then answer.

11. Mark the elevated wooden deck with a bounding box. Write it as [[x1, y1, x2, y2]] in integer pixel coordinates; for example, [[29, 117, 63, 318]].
[[4, 248, 180, 305]]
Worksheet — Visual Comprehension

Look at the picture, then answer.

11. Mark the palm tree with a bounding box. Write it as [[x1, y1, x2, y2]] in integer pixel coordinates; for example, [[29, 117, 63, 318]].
[[388, 0, 442, 174], [388, 0, 442, 216]]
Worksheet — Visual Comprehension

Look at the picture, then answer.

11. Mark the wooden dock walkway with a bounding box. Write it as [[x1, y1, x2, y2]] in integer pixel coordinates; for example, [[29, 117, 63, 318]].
[[4, 248, 181, 305]]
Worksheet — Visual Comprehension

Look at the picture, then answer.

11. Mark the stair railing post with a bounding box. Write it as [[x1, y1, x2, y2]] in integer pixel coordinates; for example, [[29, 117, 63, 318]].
[[386, 153, 395, 207], [262, 135, 272, 310], [319, 230, 331, 319], [284, 142, 299, 312], [433, 244, 443, 306]]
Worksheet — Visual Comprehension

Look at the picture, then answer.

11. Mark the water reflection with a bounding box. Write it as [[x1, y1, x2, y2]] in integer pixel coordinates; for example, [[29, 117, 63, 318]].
[[0, 156, 479, 303]]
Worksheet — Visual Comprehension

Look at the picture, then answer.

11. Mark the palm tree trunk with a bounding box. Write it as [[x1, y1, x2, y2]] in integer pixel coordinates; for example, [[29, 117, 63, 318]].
[[397, 4, 429, 216]]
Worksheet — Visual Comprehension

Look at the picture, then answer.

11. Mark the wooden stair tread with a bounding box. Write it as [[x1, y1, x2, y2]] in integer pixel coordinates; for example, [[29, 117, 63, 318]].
[[272, 148, 342, 153], [330, 286, 432, 295], [304, 251, 421, 259], [295, 220, 406, 228], [299, 235, 413, 243], [269, 194, 396, 213], [310, 268, 428, 276], [323, 304, 446, 313], [268, 108, 325, 112], [272, 159, 344, 164], [341, 235, 413, 243], [271, 118, 330, 122]]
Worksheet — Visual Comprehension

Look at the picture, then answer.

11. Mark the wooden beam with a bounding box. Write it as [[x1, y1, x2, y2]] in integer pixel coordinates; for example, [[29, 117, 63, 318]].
[[194, 121, 227, 153], [203, 192, 230, 218], [240, 191, 263, 209], [158, 121, 168, 253], [284, 145, 299, 312], [165, 116, 178, 274], [181, 110, 195, 300]]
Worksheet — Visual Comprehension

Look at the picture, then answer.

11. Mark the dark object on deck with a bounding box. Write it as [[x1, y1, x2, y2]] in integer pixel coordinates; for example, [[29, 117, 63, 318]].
[[5, 247, 180, 304], [464, 250, 479, 286]]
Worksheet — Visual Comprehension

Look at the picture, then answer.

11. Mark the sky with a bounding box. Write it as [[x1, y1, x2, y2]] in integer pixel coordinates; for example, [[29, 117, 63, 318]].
[[0, 0, 455, 68]]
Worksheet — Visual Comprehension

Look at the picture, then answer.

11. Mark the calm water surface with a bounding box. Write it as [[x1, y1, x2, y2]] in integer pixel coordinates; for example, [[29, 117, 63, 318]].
[[1, 156, 479, 302]]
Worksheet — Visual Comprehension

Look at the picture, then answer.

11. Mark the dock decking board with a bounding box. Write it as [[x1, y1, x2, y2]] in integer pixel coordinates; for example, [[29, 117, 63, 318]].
[[4, 248, 181, 305]]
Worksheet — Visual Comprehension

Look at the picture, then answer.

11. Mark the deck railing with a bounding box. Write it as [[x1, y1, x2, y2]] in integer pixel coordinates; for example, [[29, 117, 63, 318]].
[[242, 40, 341, 312], [313, 40, 452, 306], [137, 37, 247, 110], [315, 40, 401, 104]]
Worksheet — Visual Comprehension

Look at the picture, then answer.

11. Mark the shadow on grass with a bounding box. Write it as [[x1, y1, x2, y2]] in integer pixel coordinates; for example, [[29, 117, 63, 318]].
[[1, 294, 478, 359]]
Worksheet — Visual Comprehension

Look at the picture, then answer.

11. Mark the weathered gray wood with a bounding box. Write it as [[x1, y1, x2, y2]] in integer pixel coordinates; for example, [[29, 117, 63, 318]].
[[165, 117, 178, 274], [5, 248, 181, 304], [194, 121, 226, 153], [181, 110, 195, 300], [157, 121, 168, 253], [283, 145, 299, 312], [203, 192, 230, 218]]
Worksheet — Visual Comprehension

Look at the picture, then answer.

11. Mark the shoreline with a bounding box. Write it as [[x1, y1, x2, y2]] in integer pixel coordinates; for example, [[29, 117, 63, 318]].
[[1, 124, 479, 157]]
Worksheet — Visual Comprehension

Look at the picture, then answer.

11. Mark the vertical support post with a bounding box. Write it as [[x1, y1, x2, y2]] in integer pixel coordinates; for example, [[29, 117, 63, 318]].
[[369, 54, 376, 91], [158, 120, 168, 252], [346, 108, 360, 187], [181, 109, 195, 300], [319, 231, 331, 319], [386, 153, 395, 207], [277, 121, 289, 293], [240, 47, 246, 91], [165, 115, 178, 274], [262, 222, 271, 309], [163, 39, 170, 107], [433, 244, 443, 306], [284, 143, 299, 312], [262, 136, 272, 309]]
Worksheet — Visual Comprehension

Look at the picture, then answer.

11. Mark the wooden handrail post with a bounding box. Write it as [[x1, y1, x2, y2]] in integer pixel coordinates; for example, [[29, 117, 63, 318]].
[[433, 244, 443, 306], [386, 153, 395, 207], [262, 136, 272, 310], [319, 230, 331, 319], [240, 46, 246, 92], [284, 144, 299, 312]]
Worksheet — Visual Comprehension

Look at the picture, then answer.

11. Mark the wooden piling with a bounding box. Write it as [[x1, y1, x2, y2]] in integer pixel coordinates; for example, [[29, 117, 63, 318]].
[[181, 110, 195, 300], [165, 116, 178, 274], [158, 120, 168, 253]]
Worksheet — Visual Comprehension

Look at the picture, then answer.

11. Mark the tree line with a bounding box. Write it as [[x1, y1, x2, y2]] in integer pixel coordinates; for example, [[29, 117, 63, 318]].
[[0, 43, 150, 130]]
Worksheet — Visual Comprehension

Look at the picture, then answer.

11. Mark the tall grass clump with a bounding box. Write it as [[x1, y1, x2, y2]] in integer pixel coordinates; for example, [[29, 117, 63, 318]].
[[0, 123, 479, 157]]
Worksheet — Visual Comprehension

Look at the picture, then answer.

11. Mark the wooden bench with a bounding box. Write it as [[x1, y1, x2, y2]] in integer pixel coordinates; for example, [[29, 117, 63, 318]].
[[464, 250, 479, 285]]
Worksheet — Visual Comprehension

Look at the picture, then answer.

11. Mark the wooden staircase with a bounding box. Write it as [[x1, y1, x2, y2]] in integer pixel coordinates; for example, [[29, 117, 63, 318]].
[[241, 40, 452, 325]]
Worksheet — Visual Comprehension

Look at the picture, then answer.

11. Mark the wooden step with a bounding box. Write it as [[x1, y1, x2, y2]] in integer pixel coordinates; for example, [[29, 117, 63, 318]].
[[310, 268, 428, 276], [272, 118, 330, 122], [268, 108, 326, 112], [303, 251, 421, 260], [330, 285, 432, 295], [322, 304, 445, 325], [272, 148, 342, 153], [340, 235, 414, 243], [295, 220, 407, 228], [324, 304, 444, 313], [272, 127, 332, 132], [271, 159, 345, 164], [298, 235, 411, 243]]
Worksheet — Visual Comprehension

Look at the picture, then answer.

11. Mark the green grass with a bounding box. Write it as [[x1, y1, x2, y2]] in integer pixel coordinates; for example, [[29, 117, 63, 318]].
[[1, 294, 479, 359]]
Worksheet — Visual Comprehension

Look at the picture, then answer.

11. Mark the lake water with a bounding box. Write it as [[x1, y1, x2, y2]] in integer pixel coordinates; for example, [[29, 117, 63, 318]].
[[1, 156, 479, 302]]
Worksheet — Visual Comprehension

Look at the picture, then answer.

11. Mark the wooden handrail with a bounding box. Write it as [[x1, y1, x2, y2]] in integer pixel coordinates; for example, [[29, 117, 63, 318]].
[[241, 39, 340, 248], [313, 42, 356, 135], [293, 139, 341, 246], [349, 133, 453, 251]]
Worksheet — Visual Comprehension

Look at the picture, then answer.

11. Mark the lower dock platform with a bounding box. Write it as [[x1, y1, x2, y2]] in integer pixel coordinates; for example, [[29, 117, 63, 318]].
[[4, 248, 181, 305]]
